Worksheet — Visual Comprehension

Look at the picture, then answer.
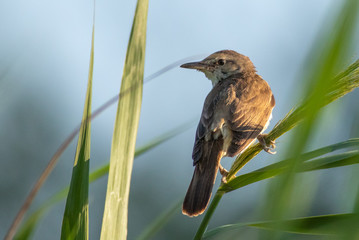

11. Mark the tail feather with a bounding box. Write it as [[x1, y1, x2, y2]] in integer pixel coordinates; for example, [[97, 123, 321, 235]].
[[182, 138, 223, 217]]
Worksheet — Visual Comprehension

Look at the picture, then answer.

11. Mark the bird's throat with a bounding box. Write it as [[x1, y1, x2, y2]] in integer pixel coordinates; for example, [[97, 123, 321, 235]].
[[204, 71, 220, 87]]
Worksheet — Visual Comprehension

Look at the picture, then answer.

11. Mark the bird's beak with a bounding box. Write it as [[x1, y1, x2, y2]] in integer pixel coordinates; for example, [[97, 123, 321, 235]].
[[180, 61, 210, 71]]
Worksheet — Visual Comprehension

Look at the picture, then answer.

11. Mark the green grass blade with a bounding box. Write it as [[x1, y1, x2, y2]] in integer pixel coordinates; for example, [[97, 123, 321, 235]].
[[301, 151, 359, 171], [220, 140, 359, 193], [227, 58, 359, 180], [196, 59, 359, 240], [60, 23, 94, 240], [14, 189, 68, 240], [345, 184, 359, 239], [8, 32, 194, 240], [223, 151, 359, 192], [134, 120, 194, 157], [13, 209, 46, 240], [13, 188, 68, 240], [204, 213, 357, 238], [89, 120, 195, 183], [100, 1, 148, 238], [195, 139, 359, 238], [262, 2, 359, 239], [136, 201, 182, 240], [248, 214, 357, 235], [197, 3, 359, 238], [14, 122, 191, 240]]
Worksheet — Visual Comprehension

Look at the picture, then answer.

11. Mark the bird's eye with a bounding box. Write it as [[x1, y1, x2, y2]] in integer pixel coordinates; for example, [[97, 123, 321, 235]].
[[218, 59, 225, 65]]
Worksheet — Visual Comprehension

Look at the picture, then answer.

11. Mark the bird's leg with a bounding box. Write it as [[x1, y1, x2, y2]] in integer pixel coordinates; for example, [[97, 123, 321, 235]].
[[219, 164, 229, 184], [257, 134, 276, 154]]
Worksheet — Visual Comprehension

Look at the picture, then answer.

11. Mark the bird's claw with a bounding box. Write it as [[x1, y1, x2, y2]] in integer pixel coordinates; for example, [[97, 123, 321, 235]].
[[257, 134, 276, 155], [219, 164, 228, 184]]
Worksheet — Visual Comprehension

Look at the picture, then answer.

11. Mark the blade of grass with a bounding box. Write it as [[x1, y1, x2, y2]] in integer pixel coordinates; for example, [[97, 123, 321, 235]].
[[13, 208, 47, 240], [195, 140, 359, 239], [13, 188, 67, 240], [193, 2, 359, 238], [204, 213, 357, 239], [301, 151, 359, 171], [136, 200, 182, 240], [221, 138, 359, 192], [263, 2, 359, 239], [248, 214, 357, 236], [221, 150, 359, 193], [5, 53, 200, 239], [89, 120, 195, 182], [100, 1, 148, 238], [15, 143, 358, 239], [134, 120, 195, 157], [14, 121, 193, 240], [227, 58, 359, 180], [14, 188, 68, 240], [342, 152, 359, 239], [90, 54, 206, 123], [59, 23, 94, 240], [194, 55, 359, 238]]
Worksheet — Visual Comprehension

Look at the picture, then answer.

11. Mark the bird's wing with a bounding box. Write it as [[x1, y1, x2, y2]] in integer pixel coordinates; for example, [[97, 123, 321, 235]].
[[192, 82, 225, 165], [192, 79, 275, 164], [226, 81, 275, 156]]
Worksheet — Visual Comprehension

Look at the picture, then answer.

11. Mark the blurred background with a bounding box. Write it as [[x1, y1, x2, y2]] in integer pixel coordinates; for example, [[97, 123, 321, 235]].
[[1, 0, 359, 239]]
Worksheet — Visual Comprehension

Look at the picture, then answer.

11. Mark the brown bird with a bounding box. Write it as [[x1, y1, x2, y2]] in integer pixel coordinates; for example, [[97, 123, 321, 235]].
[[181, 50, 276, 217]]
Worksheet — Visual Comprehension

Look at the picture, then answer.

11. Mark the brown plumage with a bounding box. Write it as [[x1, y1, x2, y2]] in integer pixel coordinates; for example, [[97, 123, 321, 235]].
[[181, 50, 275, 217], [182, 137, 224, 216]]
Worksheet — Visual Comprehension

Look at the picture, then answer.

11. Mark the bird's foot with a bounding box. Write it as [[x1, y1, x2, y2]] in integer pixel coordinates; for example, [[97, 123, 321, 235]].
[[219, 164, 229, 184], [257, 134, 276, 154]]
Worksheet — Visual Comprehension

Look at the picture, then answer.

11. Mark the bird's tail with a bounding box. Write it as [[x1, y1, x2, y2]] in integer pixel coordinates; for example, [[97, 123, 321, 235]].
[[182, 138, 224, 217]]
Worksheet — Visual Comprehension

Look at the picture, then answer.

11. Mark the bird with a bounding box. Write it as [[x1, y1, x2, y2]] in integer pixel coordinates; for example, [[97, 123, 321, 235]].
[[180, 50, 276, 217]]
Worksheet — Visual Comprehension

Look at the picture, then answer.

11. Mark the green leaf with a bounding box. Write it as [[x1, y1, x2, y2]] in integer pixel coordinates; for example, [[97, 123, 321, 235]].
[[301, 151, 359, 171], [224, 151, 359, 192], [14, 189, 68, 240], [134, 120, 195, 157], [14, 122, 192, 240], [220, 139, 359, 193], [227, 58, 359, 180], [195, 140, 359, 239], [194, 62, 359, 240], [192, 2, 359, 239], [89, 120, 194, 183], [136, 201, 182, 240], [204, 213, 357, 238], [14, 209, 46, 240], [60, 23, 94, 240], [260, 1, 359, 237], [6, 50, 201, 240], [249, 214, 357, 235], [100, 1, 148, 238]]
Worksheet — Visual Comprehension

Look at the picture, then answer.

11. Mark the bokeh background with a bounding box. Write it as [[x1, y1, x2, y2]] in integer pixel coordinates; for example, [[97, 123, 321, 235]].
[[1, 0, 359, 239]]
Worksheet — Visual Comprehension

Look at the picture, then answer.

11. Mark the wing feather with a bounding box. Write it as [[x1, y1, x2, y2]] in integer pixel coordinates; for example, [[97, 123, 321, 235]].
[[192, 77, 275, 164]]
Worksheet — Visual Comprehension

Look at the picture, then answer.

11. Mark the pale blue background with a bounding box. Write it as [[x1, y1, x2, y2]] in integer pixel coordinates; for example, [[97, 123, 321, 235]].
[[1, 0, 358, 239]]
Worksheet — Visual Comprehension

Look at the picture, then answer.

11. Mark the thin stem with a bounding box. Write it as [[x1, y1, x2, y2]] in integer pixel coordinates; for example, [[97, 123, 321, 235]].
[[194, 191, 224, 240]]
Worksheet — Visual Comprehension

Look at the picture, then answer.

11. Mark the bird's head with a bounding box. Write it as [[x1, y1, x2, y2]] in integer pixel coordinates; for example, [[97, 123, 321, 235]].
[[181, 50, 256, 86]]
